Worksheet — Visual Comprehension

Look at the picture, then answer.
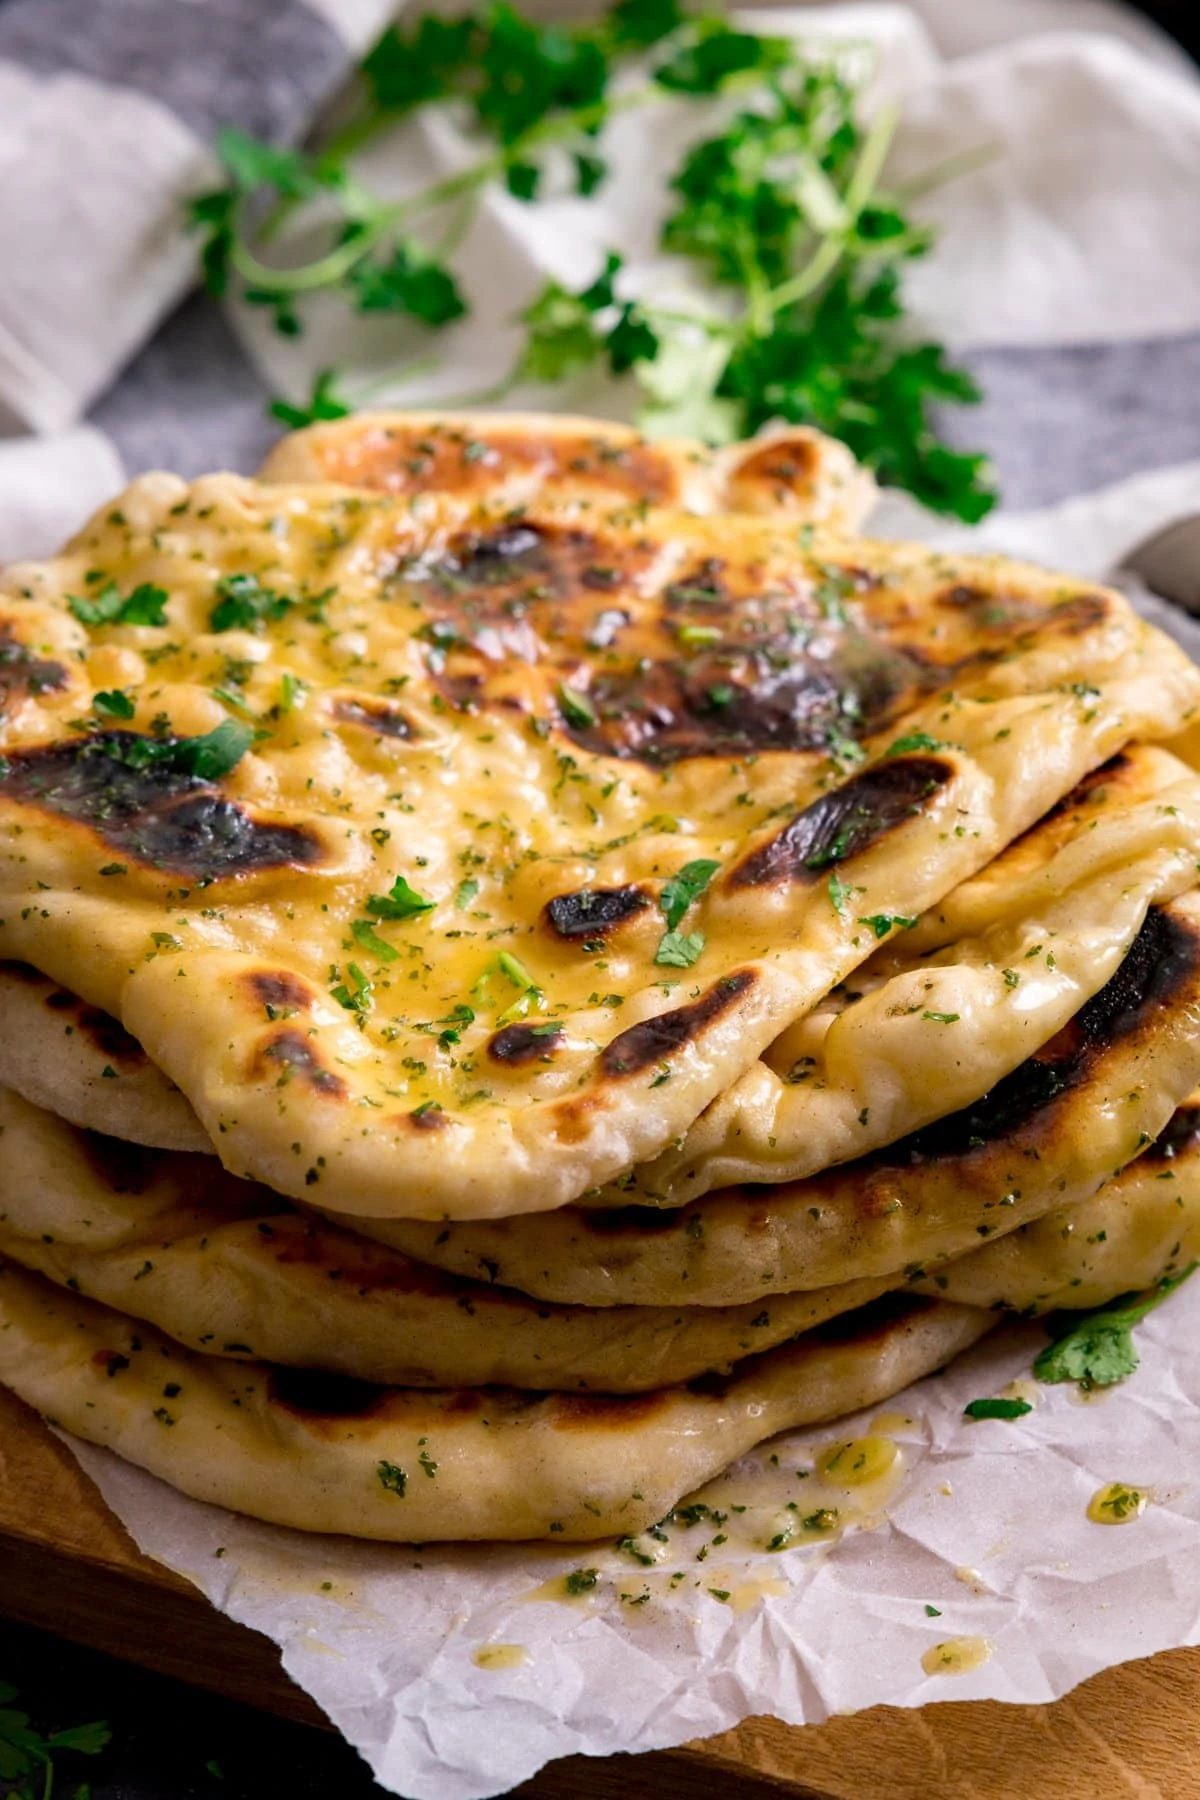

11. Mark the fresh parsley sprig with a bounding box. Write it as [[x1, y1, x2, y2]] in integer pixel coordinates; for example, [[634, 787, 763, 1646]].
[[0, 1677, 110, 1799], [1034, 1262, 1198, 1392], [194, 2, 994, 520]]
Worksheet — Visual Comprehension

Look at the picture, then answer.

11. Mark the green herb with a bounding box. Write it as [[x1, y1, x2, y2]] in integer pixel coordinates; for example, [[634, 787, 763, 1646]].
[[195, 3, 992, 520], [0, 1677, 110, 1797], [922, 1010, 959, 1024], [1033, 1263, 1198, 1391], [68, 581, 168, 627], [377, 1459, 408, 1497], [654, 929, 705, 968], [454, 877, 480, 910], [332, 961, 373, 1018], [269, 368, 351, 430], [92, 689, 135, 720], [351, 918, 400, 962], [858, 912, 918, 939], [367, 875, 436, 920], [563, 1568, 600, 1595], [827, 872, 863, 920], [1093, 1484, 1146, 1521], [659, 858, 720, 931], [209, 572, 294, 633], [556, 681, 597, 729], [883, 731, 944, 758], [963, 1397, 1033, 1421], [924, 1603, 941, 1617], [112, 719, 254, 782]]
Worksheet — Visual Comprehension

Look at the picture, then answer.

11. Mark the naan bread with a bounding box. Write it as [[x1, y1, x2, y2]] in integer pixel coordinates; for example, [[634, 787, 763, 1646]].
[[0, 961, 208, 1152], [258, 410, 878, 531], [0, 1088, 883, 1391], [1, 473, 1196, 1219], [0, 1262, 988, 1541], [600, 745, 1200, 1205], [913, 1089, 1200, 1314], [358, 896, 1200, 1304]]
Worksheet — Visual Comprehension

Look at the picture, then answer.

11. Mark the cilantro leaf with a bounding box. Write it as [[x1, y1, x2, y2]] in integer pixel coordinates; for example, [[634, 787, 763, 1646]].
[[963, 1397, 1032, 1421], [269, 369, 351, 431], [159, 719, 256, 781], [659, 858, 720, 931], [69, 582, 169, 628], [367, 875, 436, 921], [654, 929, 705, 968], [1034, 1263, 1198, 1391], [556, 681, 597, 729]]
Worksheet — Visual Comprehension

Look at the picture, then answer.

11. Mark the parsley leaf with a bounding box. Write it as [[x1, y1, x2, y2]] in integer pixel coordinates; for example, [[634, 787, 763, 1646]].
[[348, 241, 466, 325], [1034, 1264, 1199, 1391], [269, 369, 352, 430], [659, 858, 720, 931], [351, 919, 400, 963], [858, 912, 918, 940], [367, 876, 436, 921], [0, 1674, 110, 1791], [963, 1397, 1033, 1421], [209, 572, 294, 633], [69, 581, 169, 627], [654, 929, 705, 968], [93, 689, 135, 721], [113, 719, 254, 782]]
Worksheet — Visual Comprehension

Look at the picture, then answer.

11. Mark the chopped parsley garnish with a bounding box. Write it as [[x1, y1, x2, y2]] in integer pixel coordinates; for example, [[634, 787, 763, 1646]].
[[332, 962, 373, 1018], [858, 912, 918, 939], [209, 572, 295, 633], [659, 858, 720, 931], [92, 688, 135, 720], [113, 718, 255, 781], [827, 872, 863, 920], [69, 580, 169, 627], [883, 732, 944, 758], [963, 1397, 1032, 1421], [454, 877, 480, 910], [563, 1568, 600, 1595], [556, 681, 597, 729], [377, 1459, 408, 1497], [654, 929, 705, 968], [653, 856, 718, 967], [367, 875, 436, 920], [922, 1010, 959, 1024], [1033, 1263, 1198, 1391], [351, 919, 399, 963]]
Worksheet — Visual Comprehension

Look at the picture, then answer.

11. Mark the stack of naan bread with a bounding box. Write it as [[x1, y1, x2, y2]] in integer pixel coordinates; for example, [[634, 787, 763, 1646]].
[[2, 411, 1200, 1543]]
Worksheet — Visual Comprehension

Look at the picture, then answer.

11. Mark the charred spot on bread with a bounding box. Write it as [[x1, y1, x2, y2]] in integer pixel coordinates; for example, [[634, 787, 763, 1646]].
[[0, 734, 322, 878], [729, 757, 954, 887], [601, 972, 756, 1078]]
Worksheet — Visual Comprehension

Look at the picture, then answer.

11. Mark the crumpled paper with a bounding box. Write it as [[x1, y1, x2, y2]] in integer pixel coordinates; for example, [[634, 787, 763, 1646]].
[[53, 455, 1200, 1799]]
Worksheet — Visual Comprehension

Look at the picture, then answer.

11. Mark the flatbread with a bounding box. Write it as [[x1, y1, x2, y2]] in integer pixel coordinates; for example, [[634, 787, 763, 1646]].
[[0, 1087, 884, 1391], [356, 895, 1200, 1304], [257, 410, 878, 531], [913, 1089, 1200, 1314], [0, 1262, 989, 1541], [0, 960, 207, 1152], [1, 474, 1196, 1219], [598, 745, 1200, 1205]]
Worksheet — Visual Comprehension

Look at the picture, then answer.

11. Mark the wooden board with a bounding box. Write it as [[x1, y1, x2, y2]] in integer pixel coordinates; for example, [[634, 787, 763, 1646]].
[[3, 1380, 1200, 1800]]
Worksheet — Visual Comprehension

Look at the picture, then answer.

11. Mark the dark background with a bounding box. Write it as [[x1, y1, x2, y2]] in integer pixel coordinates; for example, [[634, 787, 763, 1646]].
[[2, 5, 1198, 1799]]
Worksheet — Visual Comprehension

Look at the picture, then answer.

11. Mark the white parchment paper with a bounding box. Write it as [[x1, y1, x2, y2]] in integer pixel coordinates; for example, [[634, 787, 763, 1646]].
[[53, 455, 1200, 1799]]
